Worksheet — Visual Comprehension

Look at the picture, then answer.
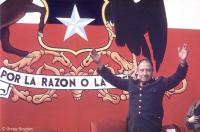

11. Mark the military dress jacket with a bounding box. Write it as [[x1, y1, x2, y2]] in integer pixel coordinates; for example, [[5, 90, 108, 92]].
[[185, 100, 200, 132], [97, 63, 188, 132]]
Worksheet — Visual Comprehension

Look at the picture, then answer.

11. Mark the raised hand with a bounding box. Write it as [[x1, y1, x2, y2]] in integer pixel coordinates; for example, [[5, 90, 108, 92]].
[[90, 49, 103, 69], [178, 44, 188, 63], [133, 0, 141, 3], [90, 49, 101, 64], [188, 115, 199, 123]]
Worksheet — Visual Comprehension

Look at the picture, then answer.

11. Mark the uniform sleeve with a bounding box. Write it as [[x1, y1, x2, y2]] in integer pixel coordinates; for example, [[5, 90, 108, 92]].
[[97, 65, 129, 91], [163, 62, 188, 91], [185, 103, 195, 129]]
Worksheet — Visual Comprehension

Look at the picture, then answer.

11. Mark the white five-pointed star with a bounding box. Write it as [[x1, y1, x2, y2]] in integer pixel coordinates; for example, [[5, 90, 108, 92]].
[[56, 5, 95, 41]]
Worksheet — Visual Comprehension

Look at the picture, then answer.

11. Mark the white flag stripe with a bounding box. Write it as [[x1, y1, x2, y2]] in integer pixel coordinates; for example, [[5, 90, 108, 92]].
[[17, 12, 42, 24], [164, 0, 200, 29], [1, 0, 200, 29], [32, 0, 44, 7], [0, 0, 6, 5]]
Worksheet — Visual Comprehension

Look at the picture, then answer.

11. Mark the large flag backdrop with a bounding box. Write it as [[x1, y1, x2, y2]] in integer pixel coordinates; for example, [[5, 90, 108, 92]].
[[0, 0, 200, 131]]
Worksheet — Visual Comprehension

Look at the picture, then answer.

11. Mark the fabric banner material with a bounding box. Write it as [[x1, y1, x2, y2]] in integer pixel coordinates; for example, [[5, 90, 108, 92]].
[[0, 67, 124, 98]]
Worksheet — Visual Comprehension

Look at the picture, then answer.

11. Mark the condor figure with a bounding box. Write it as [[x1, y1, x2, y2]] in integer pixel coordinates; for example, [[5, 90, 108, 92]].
[[0, 0, 46, 57], [109, 0, 167, 71]]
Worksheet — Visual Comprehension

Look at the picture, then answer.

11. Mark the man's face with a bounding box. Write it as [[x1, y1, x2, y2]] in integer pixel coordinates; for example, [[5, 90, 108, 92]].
[[137, 61, 153, 82]]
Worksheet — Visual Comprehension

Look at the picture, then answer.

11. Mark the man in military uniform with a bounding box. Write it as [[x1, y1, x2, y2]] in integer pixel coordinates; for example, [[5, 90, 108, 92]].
[[185, 100, 200, 132], [90, 44, 188, 132]]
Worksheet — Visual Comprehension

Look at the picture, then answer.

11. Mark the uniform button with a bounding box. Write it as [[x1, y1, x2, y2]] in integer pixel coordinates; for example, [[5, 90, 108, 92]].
[[138, 111, 141, 114], [139, 106, 142, 108], [139, 100, 142, 102], [139, 94, 142, 96]]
